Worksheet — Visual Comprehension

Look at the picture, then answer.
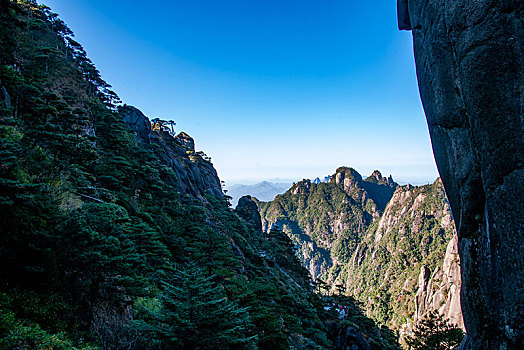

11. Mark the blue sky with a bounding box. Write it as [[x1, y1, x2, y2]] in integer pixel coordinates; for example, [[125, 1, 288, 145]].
[[44, 0, 439, 185]]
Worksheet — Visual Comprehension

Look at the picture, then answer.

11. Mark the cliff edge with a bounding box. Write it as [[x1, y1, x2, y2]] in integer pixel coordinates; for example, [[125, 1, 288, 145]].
[[398, 1, 523, 348]]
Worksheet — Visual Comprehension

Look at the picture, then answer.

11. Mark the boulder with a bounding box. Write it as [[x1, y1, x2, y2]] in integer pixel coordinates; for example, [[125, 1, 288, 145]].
[[120, 105, 151, 143], [175, 131, 195, 151], [235, 196, 263, 234]]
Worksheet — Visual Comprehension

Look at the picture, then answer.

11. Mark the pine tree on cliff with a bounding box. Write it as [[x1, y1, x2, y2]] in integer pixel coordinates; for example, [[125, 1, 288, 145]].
[[406, 310, 463, 350]]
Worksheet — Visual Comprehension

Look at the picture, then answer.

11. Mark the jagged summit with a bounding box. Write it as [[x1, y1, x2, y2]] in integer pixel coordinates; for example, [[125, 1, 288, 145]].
[[260, 175, 460, 334], [261, 166, 401, 282], [119, 105, 222, 199], [369, 170, 383, 182], [365, 170, 396, 186]]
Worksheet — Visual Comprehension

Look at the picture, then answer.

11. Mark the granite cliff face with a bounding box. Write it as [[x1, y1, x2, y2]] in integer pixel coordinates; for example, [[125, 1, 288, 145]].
[[120, 105, 223, 199], [413, 234, 463, 330], [398, 1, 523, 348], [344, 179, 459, 329]]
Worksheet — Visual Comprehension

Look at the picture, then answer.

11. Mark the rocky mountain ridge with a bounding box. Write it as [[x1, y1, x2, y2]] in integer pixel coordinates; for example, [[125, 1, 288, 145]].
[[260, 168, 462, 334], [120, 105, 223, 199], [343, 179, 462, 331], [0, 2, 404, 348], [260, 167, 398, 281], [0, 2, 338, 348]]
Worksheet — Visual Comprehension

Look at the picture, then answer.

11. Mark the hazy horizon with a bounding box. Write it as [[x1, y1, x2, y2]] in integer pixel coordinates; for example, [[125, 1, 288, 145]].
[[44, 0, 439, 185], [224, 165, 439, 188]]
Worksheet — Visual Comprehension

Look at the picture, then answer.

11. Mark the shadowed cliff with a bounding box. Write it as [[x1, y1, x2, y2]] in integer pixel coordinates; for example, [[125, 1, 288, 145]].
[[398, 1, 523, 348]]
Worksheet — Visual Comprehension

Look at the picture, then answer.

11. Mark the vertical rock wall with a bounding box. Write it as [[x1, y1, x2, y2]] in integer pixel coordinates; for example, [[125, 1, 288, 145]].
[[414, 234, 464, 330], [399, 1, 523, 348]]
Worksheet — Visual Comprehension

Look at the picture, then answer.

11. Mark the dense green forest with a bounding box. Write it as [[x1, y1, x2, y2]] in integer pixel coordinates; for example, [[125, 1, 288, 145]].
[[0, 1, 400, 349]]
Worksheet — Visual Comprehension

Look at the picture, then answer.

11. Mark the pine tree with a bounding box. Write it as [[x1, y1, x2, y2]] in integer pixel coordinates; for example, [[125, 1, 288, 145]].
[[138, 264, 256, 349], [58, 203, 148, 324], [406, 310, 464, 350]]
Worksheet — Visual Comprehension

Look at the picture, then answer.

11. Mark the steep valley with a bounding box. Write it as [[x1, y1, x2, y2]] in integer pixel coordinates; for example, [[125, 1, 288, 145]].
[[0, 2, 404, 349], [5, 0, 515, 348], [259, 167, 464, 335]]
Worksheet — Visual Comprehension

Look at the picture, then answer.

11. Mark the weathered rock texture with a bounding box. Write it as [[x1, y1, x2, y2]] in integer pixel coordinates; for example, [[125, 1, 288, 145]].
[[399, 1, 523, 348], [344, 179, 458, 329], [260, 169, 461, 330], [120, 105, 223, 199], [121, 105, 151, 144], [414, 234, 464, 330]]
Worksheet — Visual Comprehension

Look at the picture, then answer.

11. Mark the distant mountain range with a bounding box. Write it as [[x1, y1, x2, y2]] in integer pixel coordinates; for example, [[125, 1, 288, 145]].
[[226, 181, 292, 206], [312, 175, 331, 184]]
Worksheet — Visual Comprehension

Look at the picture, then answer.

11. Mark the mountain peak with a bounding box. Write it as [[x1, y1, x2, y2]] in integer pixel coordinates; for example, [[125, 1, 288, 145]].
[[365, 170, 397, 187], [312, 176, 330, 184], [331, 167, 363, 187], [371, 170, 383, 181]]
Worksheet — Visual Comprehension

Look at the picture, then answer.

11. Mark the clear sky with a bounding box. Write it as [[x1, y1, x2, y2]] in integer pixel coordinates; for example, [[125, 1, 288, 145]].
[[44, 0, 439, 185]]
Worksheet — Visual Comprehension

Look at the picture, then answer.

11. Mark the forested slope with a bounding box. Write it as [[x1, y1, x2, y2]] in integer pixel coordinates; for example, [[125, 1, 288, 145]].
[[0, 1, 333, 348]]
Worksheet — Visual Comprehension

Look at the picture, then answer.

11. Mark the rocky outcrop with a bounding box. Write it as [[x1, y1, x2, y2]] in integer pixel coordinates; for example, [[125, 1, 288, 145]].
[[291, 178, 312, 195], [362, 170, 398, 212], [235, 196, 263, 233], [175, 132, 195, 151], [120, 105, 151, 144], [399, 2, 523, 348], [260, 167, 398, 281], [120, 105, 223, 199], [414, 234, 464, 330]]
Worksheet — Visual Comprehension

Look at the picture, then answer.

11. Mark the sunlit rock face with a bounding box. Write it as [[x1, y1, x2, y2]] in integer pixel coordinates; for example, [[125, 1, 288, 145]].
[[414, 234, 464, 330], [398, 1, 523, 348]]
